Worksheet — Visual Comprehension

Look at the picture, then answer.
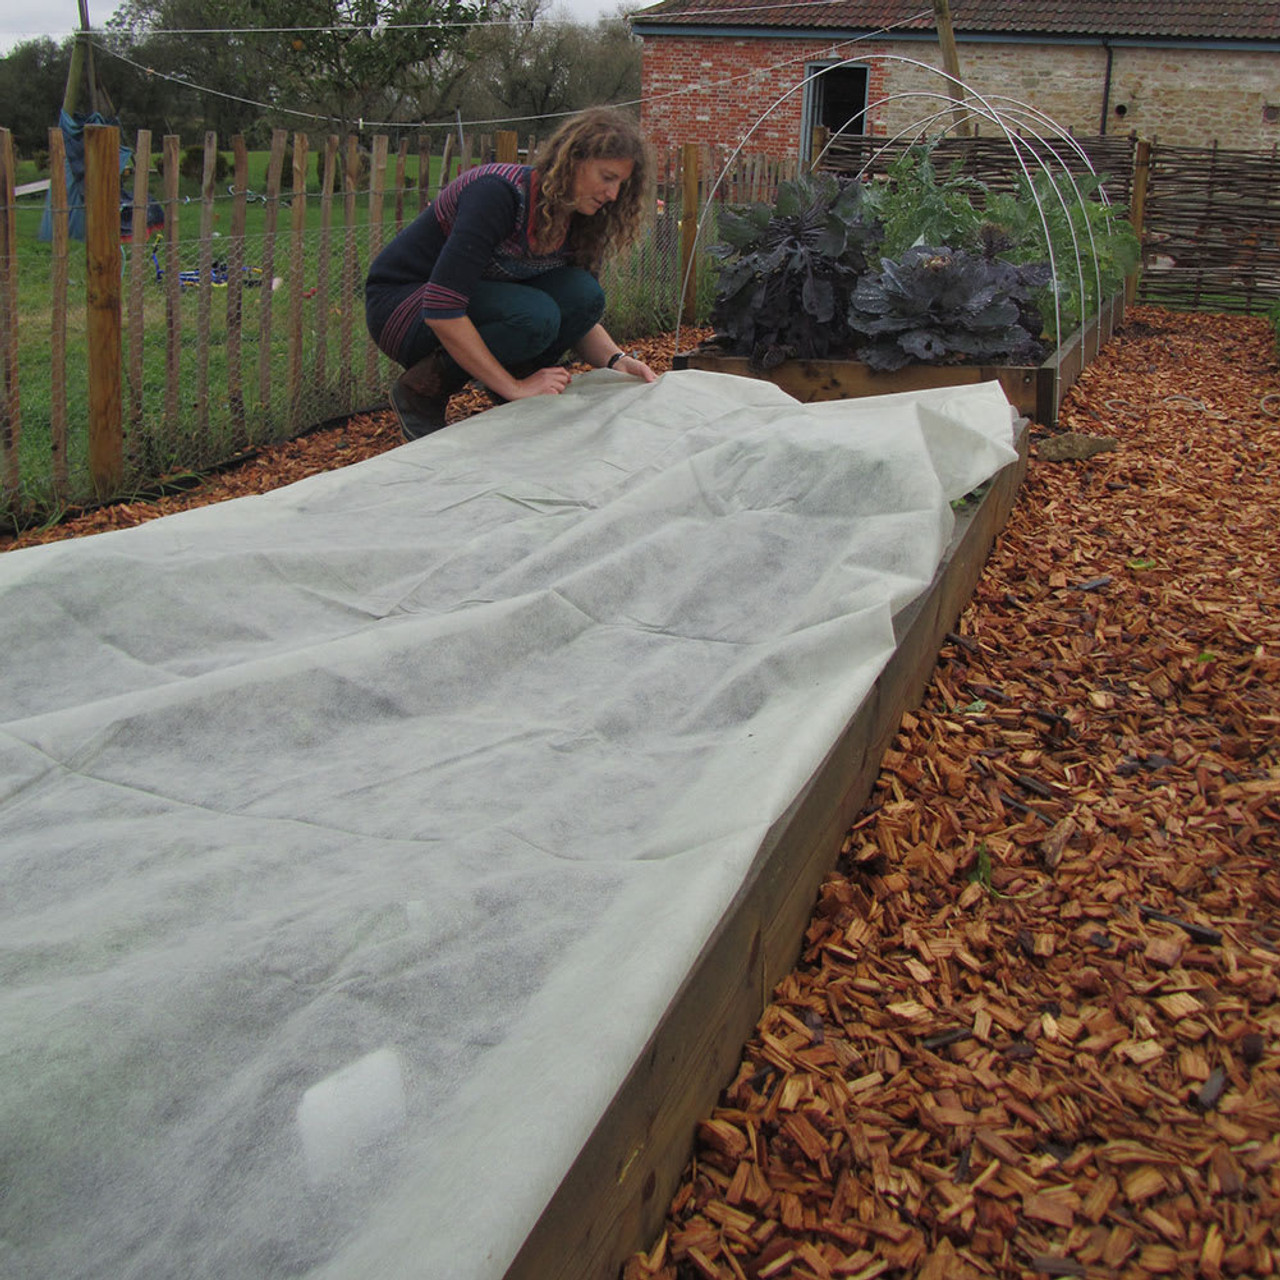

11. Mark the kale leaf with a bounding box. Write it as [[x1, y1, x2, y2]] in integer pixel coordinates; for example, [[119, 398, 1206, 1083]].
[[847, 246, 1051, 372], [708, 173, 881, 369]]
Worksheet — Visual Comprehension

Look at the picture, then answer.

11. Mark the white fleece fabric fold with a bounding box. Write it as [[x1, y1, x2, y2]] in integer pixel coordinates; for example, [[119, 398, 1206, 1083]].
[[0, 370, 1016, 1279]]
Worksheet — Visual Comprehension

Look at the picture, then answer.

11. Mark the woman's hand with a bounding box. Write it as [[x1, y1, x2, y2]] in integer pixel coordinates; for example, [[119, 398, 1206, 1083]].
[[508, 365, 573, 399], [610, 353, 657, 383], [575, 325, 658, 384]]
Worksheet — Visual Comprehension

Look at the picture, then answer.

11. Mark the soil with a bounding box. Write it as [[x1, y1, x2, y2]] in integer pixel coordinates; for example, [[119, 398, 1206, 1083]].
[[6, 307, 1279, 1279]]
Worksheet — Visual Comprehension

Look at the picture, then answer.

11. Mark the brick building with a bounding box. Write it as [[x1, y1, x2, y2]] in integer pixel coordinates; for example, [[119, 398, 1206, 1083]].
[[630, 0, 1280, 158]]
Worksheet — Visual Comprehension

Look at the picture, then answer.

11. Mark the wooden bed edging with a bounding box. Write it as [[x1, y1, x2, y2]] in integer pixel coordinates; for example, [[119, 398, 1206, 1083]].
[[502, 421, 1031, 1280], [674, 294, 1124, 428]]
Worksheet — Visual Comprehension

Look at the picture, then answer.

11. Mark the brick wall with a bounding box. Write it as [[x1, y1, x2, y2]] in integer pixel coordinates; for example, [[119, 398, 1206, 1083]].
[[639, 33, 1280, 155]]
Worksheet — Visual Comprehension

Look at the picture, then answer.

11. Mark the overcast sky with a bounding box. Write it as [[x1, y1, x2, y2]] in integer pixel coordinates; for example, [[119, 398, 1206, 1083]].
[[0, 0, 622, 55]]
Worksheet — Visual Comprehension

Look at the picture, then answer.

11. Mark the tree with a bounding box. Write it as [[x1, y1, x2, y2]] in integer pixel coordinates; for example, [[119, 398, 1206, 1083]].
[[0, 38, 75, 156], [448, 0, 640, 127], [105, 0, 484, 136]]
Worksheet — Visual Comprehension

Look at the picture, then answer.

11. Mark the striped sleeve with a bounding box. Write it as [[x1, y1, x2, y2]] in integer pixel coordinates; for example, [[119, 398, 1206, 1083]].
[[421, 175, 521, 320]]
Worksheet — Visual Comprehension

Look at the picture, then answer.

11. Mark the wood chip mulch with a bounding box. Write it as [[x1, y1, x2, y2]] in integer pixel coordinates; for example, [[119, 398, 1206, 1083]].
[[625, 307, 1280, 1280], [0, 330, 713, 552]]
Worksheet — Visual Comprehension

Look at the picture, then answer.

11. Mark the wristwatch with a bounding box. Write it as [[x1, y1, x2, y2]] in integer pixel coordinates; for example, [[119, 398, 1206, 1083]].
[[606, 351, 625, 369]]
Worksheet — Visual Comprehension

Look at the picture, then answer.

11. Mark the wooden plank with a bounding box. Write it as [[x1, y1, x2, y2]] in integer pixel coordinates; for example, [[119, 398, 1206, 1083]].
[[162, 134, 181, 441], [496, 130, 519, 165], [195, 130, 218, 439], [1044, 291, 1125, 413], [417, 132, 431, 213], [313, 135, 338, 394], [438, 133, 454, 198], [49, 125, 70, 496], [0, 128, 19, 498], [364, 134, 389, 399], [287, 132, 309, 433], [339, 135, 359, 407], [676, 297, 1124, 428], [256, 128, 288, 418], [394, 135, 408, 231], [504, 419, 1030, 1280], [226, 136, 248, 447], [85, 123, 123, 496], [126, 129, 150, 442]]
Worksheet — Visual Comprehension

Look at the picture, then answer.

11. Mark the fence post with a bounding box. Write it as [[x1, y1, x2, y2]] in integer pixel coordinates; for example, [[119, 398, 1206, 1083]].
[[227, 136, 248, 445], [195, 130, 219, 439], [417, 133, 431, 213], [49, 124, 70, 496], [161, 134, 181, 439], [288, 132, 309, 432], [339, 135, 359, 406], [395, 136, 409, 231], [811, 126, 829, 171], [314, 135, 338, 395], [680, 142, 700, 327], [0, 128, 19, 499], [256, 128, 288, 416], [84, 123, 123, 496], [439, 133, 455, 197], [365, 134, 389, 398], [496, 130, 519, 164], [126, 129, 150, 442], [1126, 138, 1151, 306]]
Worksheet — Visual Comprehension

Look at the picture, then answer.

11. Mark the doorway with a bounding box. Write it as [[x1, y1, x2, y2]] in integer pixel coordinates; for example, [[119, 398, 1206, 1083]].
[[803, 62, 870, 161]]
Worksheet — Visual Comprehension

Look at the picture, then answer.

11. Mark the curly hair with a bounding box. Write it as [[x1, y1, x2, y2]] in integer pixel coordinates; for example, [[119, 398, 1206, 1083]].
[[533, 107, 651, 271]]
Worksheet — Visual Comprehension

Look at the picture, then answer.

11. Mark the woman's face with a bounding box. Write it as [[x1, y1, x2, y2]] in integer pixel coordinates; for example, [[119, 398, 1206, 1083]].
[[571, 156, 635, 216]]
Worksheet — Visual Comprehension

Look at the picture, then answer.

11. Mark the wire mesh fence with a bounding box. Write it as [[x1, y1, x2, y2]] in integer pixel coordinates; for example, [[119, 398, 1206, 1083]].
[[0, 126, 752, 528]]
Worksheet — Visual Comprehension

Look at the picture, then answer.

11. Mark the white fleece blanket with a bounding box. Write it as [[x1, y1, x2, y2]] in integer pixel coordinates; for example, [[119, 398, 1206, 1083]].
[[0, 370, 1016, 1279]]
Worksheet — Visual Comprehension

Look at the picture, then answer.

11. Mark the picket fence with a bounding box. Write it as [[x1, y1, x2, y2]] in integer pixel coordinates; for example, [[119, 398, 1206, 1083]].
[[0, 125, 798, 522]]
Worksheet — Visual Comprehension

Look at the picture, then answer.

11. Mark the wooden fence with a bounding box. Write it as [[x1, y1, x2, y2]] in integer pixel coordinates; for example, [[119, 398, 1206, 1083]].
[[4, 121, 1278, 524], [819, 131, 1280, 315], [3, 127, 798, 523]]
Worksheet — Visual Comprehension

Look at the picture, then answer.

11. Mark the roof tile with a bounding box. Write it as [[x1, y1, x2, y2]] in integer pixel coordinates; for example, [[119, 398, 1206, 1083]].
[[630, 0, 1280, 41]]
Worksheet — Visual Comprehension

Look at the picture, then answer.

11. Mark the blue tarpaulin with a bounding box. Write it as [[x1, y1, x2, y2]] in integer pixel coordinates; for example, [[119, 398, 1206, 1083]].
[[38, 108, 134, 242]]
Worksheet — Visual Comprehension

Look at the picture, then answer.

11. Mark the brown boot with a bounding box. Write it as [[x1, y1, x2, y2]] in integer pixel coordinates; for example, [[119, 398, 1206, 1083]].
[[391, 350, 463, 442]]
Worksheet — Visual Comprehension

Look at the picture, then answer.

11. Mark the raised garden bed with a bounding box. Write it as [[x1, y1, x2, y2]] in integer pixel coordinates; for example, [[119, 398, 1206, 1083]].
[[505, 415, 1030, 1280], [674, 293, 1124, 428]]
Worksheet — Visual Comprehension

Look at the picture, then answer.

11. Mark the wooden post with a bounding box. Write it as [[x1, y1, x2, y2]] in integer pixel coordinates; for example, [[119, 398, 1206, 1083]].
[[227, 136, 248, 444], [161, 134, 181, 440], [314, 135, 338, 392], [394, 136, 408, 231], [1127, 138, 1151, 306], [496, 130, 519, 164], [126, 129, 150, 439], [195, 130, 218, 439], [256, 127, 287, 416], [933, 0, 971, 138], [339, 134, 359, 406], [439, 133, 455, 197], [417, 133, 431, 213], [288, 132, 309, 432], [49, 125, 70, 495], [365, 134, 389, 397], [0, 128, 20, 499], [680, 142, 700, 327], [811, 125, 829, 171], [84, 123, 123, 496]]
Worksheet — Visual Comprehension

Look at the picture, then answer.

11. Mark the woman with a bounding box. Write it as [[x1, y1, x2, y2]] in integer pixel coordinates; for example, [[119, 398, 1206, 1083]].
[[365, 107, 658, 441]]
